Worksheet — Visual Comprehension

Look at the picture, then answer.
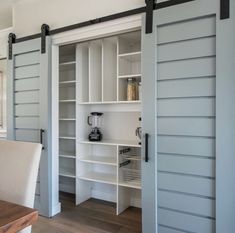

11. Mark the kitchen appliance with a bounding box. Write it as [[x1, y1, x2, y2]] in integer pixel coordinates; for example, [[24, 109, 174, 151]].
[[87, 112, 103, 141]]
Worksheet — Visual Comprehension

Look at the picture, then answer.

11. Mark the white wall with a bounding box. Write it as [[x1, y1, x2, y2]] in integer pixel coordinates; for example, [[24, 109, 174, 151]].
[[13, 0, 144, 37], [0, 59, 7, 131], [0, 28, 13, 58], [0, 2, 13, 30]]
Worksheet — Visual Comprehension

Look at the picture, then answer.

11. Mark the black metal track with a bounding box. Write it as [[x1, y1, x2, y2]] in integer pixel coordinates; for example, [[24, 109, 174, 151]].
[[220, 0, 230, 19], [14, 0, 195, 43]]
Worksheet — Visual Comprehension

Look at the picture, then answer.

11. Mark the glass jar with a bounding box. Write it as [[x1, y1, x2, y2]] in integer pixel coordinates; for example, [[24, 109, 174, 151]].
[[127, 78, 137, 101]]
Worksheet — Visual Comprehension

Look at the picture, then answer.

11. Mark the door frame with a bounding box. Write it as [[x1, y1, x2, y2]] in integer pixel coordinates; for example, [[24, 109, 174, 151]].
[[142, 0, 235, 231], [50, 14, 143, 217]]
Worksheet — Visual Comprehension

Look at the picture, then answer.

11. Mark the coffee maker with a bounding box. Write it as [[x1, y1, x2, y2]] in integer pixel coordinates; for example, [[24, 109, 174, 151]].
[[87, 112, 103, 141]]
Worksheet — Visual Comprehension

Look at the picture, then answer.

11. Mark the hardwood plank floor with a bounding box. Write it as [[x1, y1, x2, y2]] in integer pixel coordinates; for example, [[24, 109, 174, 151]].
[[32, 193, 142, 233]]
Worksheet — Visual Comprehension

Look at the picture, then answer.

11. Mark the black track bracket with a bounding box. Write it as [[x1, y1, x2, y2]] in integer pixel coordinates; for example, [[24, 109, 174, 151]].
[[221, 0, 230, 20], [8, 33, 16, 60], [145, 0, 155, 34], [41, 24, 50, 54]]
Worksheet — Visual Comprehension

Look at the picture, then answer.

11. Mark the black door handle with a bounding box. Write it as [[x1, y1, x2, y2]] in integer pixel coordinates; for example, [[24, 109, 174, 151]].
[[40, 129, 45, 150], [145, 133, 149, 162]]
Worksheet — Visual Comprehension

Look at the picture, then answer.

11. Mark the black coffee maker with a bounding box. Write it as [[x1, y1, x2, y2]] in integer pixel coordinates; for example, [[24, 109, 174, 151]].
[[87, 112, 103, 141]]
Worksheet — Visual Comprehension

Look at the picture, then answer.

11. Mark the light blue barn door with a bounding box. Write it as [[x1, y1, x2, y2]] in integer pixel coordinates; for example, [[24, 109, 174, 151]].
[[7, 37, 52, 217], [142, 0, 235, 232]]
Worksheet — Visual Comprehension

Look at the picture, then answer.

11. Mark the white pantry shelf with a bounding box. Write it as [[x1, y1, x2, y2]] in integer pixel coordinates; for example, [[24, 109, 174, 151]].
[[118, 51, 141, 57], [78, 172, 117, 185], [59, 61, 76, 66], [118, 74, 141, 79], [59, 136, 76, 140], [78, 139, 141, 148], [78, 156, 117, 166], [59, 169, 76, 178], [59, 80, 76, 86], [118, 182, 142, 190], [59, 150, 76, 157], [78, 100, 141, 105], [59, 99, 76, 103], [59, 155, 76, 159], [122, 155, 141, 161], [59, 118, 76, 121]]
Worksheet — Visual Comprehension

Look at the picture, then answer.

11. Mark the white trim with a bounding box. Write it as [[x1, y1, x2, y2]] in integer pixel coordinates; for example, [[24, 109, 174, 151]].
[[0, 27, 13, 34], [51, 202, 61, 216], [51, 43, 60, 216], [51, 14, 142, 45], [51, 14, 142, 217]]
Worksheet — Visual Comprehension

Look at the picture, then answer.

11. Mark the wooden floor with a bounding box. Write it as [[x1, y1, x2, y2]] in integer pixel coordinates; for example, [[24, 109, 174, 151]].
[[32, 193, 142, 233]]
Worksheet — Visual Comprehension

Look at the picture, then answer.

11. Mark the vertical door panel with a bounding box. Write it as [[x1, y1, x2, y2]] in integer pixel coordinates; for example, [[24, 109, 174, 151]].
[[156, 13, 216, 233], [7, 37, 52, 217], [142, 0, 221, 232]]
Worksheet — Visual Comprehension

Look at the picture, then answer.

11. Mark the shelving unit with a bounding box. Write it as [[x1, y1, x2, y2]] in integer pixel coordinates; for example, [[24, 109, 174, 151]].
[[77, 31, 141, 104], [57, 30, 142, 214], [117, 32, 141, 102], [75, 30, 142, 215], [58, 44, 76, 200]]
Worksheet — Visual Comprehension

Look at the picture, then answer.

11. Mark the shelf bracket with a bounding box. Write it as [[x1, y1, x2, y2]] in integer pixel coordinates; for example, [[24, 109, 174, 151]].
[[119, 148, 131, 155], [221, 0, 230, 19], [145, 0, 155, 34], [8, 33, 16, 60], [119, 160, 131, 168], [41, 24, 50, 54]]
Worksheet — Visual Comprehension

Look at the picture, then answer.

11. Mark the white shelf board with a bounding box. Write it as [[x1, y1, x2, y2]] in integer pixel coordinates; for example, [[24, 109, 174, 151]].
[[118, 182, 142, 190], [118, 52, 141, 63], [59, 61, 76, 66], [59, 99, 76, 103], [117, 101, 141, 104], [78, 172, 117, 185], [78, 100, 141, 105], [118, 51, 141, 57], [59, 136, 76, 140], [59, 155, 76, 159], [122, 155, 141, 161], [59, 169, 76, 178], [59, 118, 76, 121], [78, 156, 117, 166], [118, 74, 141, 79], [78, 139, 141, 148], [59, 150, 76, 156], [59, 80, 76, 86]]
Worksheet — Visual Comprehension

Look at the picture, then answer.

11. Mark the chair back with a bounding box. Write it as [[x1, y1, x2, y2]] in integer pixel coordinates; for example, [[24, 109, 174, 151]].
[[0, 140, 42, 233]]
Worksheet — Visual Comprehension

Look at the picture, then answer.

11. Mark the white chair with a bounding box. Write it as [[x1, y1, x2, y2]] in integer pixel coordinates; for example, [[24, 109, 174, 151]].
[[0, 140, 42, 233]]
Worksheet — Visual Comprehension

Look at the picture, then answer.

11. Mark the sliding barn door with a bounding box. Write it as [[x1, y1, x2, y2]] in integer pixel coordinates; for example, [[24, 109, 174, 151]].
[[7, 38, 52, 217], [142, 0, 235, 232]]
